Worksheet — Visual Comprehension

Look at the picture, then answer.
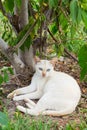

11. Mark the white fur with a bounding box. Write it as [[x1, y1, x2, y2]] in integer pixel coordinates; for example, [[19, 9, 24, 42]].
[[7, 59, 81, 116]]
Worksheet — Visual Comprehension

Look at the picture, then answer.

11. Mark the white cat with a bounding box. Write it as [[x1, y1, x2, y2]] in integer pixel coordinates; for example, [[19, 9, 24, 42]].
[[7, 57, 81, 116]]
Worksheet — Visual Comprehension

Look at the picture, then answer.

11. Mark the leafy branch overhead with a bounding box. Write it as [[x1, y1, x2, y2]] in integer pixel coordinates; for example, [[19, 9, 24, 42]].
[[0, 0, 87, 81]]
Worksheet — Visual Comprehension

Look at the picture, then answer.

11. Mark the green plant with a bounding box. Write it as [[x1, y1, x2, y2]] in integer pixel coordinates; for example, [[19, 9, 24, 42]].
[[0, 12, 16, 46], [0, 110, 87, 130], [78, 44, 87, 81], [0, 111, 9, 130], [0, 66, 14, 86]]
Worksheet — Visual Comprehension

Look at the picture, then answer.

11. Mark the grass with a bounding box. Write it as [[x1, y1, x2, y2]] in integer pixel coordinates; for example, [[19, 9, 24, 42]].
[[0, 111, 87, 130]]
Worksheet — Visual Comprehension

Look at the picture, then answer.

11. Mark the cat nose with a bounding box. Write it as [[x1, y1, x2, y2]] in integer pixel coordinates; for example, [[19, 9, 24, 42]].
[[42, 71, 46, 77]]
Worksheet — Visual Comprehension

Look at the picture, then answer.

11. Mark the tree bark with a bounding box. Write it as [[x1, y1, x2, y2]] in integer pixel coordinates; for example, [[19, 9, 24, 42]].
[[18, 0, 35, 71], [0, 0, 35, 84]]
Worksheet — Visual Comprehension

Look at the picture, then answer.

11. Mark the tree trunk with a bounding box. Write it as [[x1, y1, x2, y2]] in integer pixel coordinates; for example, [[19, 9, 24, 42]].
[[0, 0, 35, 85], [18, 0, 35, 71]]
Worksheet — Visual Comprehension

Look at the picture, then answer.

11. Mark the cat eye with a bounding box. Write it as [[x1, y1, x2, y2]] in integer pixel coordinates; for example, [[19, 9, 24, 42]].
[[47, 69, 51, 72], [39, 67, 43, 71]]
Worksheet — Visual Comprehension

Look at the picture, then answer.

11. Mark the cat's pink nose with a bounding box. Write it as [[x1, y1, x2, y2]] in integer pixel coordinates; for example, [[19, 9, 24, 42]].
[[42, 72, 46, 77]]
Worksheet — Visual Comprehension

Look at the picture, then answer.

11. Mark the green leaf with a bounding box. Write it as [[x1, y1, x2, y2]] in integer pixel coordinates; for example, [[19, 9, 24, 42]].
[[70, 25, 76, 38], [15, 0, 22, 9], [58, 44, 64, 57], [8, 67, 14, 75], [77, 6, 82, 24], [59, 13, 68, 30], [20, 35, 32, 51], [65, 124, 72, 130], [78, 44, 87, 67], [83, 27, 87, 33], [0, 75, 3, 85], [1, 66, 8, 72], [54, 44, 64, 57], [0, 112, 9, 127], [51, 24, 58, 34], [3, 71, 9, 83], [4, 0, 14, 13], [49, 0, 58, 8], [81, 2, 87, 11], [15, 18, 34, 51], [83, 128, 87, 130], [70, 0, 78, 23], [78, 44, 87, 80], [81, 9, 87, 28], [80, 67, 87, 80]]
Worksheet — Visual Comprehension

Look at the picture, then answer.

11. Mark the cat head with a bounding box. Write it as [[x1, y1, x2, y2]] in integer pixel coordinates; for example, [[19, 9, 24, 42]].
[[34, 56, 57, 77]]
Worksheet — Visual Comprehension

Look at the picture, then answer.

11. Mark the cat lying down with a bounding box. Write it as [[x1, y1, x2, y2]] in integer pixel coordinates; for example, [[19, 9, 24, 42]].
[[7, 57, 81, 116]]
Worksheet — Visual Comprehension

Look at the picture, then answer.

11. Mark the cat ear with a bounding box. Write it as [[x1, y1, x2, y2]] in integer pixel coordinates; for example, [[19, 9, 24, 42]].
[[34, 56, 41, 63], [50, 58, 58, 66]]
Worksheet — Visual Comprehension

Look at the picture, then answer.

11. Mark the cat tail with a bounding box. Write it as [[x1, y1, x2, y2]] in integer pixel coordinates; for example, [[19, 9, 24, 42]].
[[42, 107, 75, 117]]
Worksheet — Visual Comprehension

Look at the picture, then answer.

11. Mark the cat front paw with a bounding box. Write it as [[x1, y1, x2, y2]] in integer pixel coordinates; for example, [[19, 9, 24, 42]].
[[13, 95, 24, 101], [13, 96, 19, 101], [7, 90, 19, 99]]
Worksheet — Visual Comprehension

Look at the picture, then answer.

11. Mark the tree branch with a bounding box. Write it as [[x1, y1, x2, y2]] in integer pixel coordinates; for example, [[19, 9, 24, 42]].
[[0, 38, 25, 69], [14, 20, 38, 49], [47, 28, 78, 62], [19, 0, 28, 30], [47, 28, 61, 44]]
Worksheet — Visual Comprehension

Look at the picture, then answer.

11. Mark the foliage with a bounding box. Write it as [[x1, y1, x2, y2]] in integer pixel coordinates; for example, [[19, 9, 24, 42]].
[[3, 0, 22, 13], [0, 111, 9, 129], [0, 12, 16, 46], [0, 0, 87, 80], [0, 111, 87, 130], [0, 66, 14, 86], [78, 44, 87, 81], [15, 18, 35, 51]]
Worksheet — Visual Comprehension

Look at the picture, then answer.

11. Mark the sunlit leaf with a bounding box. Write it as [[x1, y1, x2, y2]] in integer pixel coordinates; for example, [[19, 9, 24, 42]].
[[51, 24, 58, 34], [15, 0, 22, 9], [81, 9, 87, 28], [78, 44, 87, 80], [80, 67, 87, 80], [8, 67, 14, 75], [4, 0, 14, 13], [59, 13, 68, 30], [0, 75, 3, 85], [70, 0, 78, 23], [70, 25, 76, 38], [65, 123, 72, 130], [0, 112, 9, 127], [49, 0, 58, 8], [77, 6, 82, 24], [3, 71, 9, 82]]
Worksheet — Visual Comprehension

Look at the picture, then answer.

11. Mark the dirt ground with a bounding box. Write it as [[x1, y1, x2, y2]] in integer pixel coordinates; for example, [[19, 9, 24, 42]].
[[0, 54, 87, 127]]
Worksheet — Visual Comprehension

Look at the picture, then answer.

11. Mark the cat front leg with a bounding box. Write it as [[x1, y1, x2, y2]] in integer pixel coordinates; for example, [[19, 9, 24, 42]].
[[24, 98, 36, 107], [24, 98, 36, 109], [7, 84, 36, 99], [17, 105, 40, 116], [13, 90, 43, 101]]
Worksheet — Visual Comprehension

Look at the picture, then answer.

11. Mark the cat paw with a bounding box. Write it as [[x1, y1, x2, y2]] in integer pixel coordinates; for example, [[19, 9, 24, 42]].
[[13, 95, 24, 101], [7, 89, 21, 99], [17, 105, 27, 113], [13, 96, 19, 101], [7, 90, 17, 99], [17, 105, 24, 112]]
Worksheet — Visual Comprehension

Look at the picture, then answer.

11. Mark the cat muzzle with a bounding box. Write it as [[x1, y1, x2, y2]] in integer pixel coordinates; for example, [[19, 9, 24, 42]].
[[42, 72, 46, 77]]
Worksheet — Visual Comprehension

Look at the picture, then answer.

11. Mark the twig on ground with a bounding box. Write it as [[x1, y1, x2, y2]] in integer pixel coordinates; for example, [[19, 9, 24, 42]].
[[81, 94, 87, 99]]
